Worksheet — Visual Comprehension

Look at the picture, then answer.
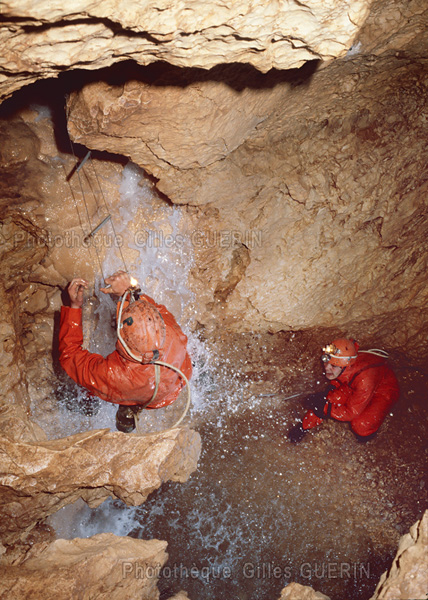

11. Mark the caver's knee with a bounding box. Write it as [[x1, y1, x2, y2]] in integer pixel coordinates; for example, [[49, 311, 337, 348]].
[[351, 417, 379, 438]]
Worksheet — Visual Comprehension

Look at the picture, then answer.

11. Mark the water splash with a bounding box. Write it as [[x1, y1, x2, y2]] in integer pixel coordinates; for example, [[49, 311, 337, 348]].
[[40, 162, 428, 600], [98, 162, 193, 321]]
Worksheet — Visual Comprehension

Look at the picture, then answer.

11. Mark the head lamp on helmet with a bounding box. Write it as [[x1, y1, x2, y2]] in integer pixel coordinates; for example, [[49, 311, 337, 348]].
[[321, 338, 358, 367]]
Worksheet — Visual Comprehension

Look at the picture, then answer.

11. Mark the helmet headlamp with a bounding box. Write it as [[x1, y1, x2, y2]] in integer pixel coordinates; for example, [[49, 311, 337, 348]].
[[323, 344, 337, 355], [321, 341, 357, 365]]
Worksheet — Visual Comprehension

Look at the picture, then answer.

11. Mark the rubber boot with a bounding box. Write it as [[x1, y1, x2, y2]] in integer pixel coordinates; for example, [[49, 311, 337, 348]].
[[354, 432, 377, 443], [116, 405, 136, 433]]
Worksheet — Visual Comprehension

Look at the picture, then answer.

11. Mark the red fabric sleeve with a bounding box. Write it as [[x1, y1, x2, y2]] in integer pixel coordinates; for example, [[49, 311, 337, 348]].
[[327, 369, 378, 421], [327, 383, 353, 407], [58, 306, 111, 398], [59, 296, 192, 407]]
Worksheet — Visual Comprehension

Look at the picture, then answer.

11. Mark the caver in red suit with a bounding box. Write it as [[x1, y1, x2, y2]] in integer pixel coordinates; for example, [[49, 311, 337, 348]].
[[289, 338, 399, 443], [59, 273, 192, 420]]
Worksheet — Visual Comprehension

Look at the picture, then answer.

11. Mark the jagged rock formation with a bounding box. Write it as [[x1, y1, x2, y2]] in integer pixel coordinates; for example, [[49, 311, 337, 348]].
[[0, 212, 49, 443], [0, 533, 168, 599], [0, 0, 373, 100], [276, 511, 428, 600], [66, 0, 428, 361], [0, 426, 201, 546], [279, 583, 330, 600], [370, 510, 428, 600]]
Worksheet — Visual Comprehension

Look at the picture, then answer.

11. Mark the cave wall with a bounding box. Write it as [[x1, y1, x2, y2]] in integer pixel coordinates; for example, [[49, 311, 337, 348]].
[[64, 0, 428, 361], [0, 208, 49, 443]]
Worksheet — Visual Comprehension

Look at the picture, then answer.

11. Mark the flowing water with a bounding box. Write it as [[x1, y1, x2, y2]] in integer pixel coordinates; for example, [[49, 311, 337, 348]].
[[47, 352, 428, 600], [41, 162, 428, 600]]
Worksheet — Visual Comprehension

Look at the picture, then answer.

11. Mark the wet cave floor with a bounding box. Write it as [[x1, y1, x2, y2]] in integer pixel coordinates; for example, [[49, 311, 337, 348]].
[[48, 329, 428, 600]]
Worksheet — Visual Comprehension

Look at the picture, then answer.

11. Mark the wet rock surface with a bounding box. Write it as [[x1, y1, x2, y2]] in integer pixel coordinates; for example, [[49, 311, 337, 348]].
[[370, 510, 428, 600], [0, 427, 201, 546], [279, 582, 331, 600], [0, 533, 167, 600]]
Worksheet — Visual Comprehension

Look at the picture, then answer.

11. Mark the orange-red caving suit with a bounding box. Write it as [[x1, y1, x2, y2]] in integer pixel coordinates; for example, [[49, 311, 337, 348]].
[[302, 353, 399, 437], [59, 294, 192, 408]]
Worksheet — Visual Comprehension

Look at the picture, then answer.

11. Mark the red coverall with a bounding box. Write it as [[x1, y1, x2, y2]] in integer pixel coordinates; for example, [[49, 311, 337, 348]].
[[59, 294, 192, 408], [302, 353, 399, 437]]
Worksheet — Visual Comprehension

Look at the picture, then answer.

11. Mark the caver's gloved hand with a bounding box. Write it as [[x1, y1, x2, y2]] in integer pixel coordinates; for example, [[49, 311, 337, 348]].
[[100, 270, 133, 296], [288, 386, 334, 443], [67, 278, 88, 309], [303, 386, 334, 418], [288, 421, 306, 444]]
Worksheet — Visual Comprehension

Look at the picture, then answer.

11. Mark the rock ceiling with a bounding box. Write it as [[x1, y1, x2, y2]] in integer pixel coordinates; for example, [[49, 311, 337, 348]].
[[0, 0, 372, 99]]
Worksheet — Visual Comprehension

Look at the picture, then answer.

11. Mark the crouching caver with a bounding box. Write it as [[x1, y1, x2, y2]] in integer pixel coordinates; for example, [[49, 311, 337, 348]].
[[288, 338, 399, 443], [59, 271, 192, 432]]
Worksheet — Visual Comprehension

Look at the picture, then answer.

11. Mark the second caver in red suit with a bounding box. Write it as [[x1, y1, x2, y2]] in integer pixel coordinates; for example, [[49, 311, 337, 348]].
[[289, 338, 399, 442]]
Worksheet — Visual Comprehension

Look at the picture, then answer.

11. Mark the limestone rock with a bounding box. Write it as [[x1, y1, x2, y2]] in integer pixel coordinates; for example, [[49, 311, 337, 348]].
[[277, 512, 428, 600], [370, 510, 428, 600], [66, 0, 428, 362], [0, 403, 47, 444], [353, 0, 428, 57], [279, 582, 331, 600], [0, 216, 50, 444], [0, 533, 167, 600], [0, 426, 201, 546], [0, 0, 373, 100]]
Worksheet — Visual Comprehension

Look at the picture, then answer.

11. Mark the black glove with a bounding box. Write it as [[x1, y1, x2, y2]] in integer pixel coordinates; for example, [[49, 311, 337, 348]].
[[303, 386, 335, 418], [288, 422, 306, 443]]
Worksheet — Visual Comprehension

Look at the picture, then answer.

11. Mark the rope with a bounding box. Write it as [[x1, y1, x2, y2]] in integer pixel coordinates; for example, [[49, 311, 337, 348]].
[[360, 349, 389, 359], [152, 360, 192, 428], [64, 95, 128, 281], [64, 145, 107, 284], [117, 290, 192, 429], [62, 163, 88, 244], [90, 160, 129, 275]]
